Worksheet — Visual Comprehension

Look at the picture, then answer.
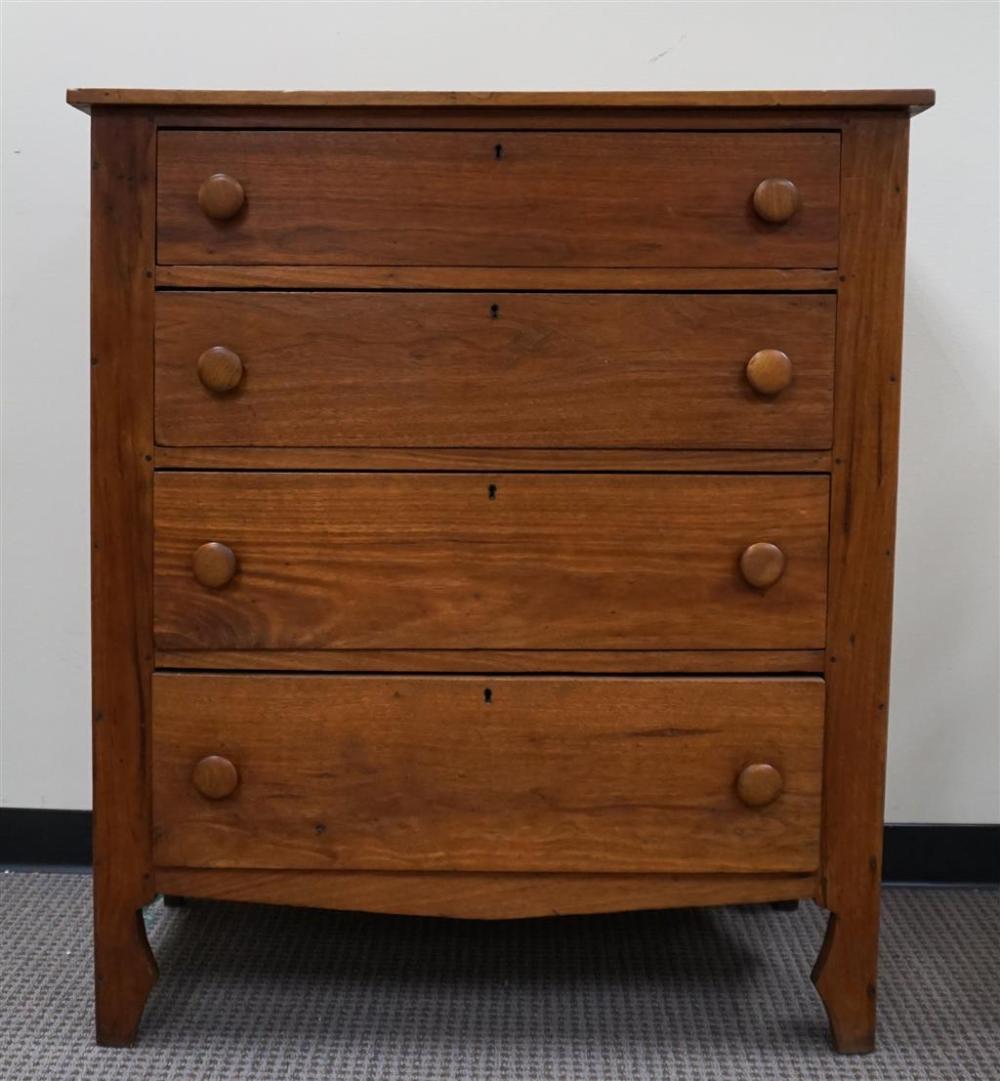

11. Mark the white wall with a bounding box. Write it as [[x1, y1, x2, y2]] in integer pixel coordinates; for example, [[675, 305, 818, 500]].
[[2, 1, 997, 822]]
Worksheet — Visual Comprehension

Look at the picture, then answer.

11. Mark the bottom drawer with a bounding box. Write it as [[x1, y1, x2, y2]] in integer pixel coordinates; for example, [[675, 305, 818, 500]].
[[152, 674, 824, 874]]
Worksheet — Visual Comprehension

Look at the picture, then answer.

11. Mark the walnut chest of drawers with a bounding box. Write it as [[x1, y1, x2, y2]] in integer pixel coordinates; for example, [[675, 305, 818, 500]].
[[69, 87, 933, 1051]]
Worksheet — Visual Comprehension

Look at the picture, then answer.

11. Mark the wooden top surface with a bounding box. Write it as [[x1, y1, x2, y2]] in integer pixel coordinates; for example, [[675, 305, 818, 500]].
[[67, 88, 935, 114]]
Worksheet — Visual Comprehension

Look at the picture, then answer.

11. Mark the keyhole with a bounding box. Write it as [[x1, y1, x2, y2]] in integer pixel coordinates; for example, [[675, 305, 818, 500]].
[[494, 143, 504, 160], [488, 483, 497, 500], [483, 687, 493, 704], [490, 303, 500, 319]]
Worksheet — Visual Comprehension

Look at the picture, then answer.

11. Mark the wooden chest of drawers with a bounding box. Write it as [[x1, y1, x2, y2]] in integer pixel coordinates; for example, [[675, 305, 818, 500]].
[[70, 87, 932, 1053]]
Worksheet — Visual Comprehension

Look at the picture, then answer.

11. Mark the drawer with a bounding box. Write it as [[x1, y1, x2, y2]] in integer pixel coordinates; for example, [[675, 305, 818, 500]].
[[156, 292, 835, 450], [153, 472, 829, 651], [157, 131, 840, 267], [152, 674, 825, 873]]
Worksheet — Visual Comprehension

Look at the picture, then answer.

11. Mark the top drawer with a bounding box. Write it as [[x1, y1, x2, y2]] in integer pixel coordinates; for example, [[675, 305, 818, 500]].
[[157, 131, 840, 268]]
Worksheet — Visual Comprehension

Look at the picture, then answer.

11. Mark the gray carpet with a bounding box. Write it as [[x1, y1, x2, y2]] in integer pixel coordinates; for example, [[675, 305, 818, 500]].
[[0, 873, 996, 1080]]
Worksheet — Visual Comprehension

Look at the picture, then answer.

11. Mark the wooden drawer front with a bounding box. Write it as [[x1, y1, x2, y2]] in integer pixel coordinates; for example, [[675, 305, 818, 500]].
[[153, 472, 829, 651], [152, 674, 824, 873], [157, 131, 840, 268], [156, 292, 835, 450]]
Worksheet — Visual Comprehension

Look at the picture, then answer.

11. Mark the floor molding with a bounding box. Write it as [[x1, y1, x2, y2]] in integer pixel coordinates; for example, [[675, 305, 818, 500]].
[[2, 809, 93, 867], [1, 809, 997, 884], [879, 823, 999, 885]]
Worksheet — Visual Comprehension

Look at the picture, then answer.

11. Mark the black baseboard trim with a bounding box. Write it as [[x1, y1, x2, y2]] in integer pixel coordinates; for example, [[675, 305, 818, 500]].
[[2, 809, 93, 867], [1, 810, 997, 884], [880, 824, 999, 885]]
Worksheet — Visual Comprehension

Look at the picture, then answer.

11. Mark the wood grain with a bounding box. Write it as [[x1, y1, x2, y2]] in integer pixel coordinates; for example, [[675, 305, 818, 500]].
[[153, 472, 830, 651], [740, 542, 787, 589], [746, 349, 794, 396], [196, 173, 244, 220], [812, 114, 912, 1050], [812, 114, 911, 1054], [157, 131, 840, 267], [143, 106, 866, 133], [67, 88, 935, 112], [752, 177, 801, 224], [155, 292, 835, 449], [74, 89, 932, 1053], [196, 345, 243, 393], [154, 648, 826, 674], [154, 446, 833, 473], [152, 674, 825, 873], [155, 265, 840, 290], [191, 541, 237, 588], [153, 867, 819, 919], [89, 108, 158, 1047], [191, 755, 239, 799], [736, 763, 785, 808]]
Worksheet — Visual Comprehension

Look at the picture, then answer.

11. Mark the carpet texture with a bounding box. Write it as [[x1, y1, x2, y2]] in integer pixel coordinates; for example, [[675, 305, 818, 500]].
[[1, 872, 996, 1080]]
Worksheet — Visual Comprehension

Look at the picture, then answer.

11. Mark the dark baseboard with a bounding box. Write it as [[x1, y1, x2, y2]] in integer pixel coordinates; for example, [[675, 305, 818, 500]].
[[2, 809, 93, 867], [1, 810, 997, 884], [880, 824, 999, 885]]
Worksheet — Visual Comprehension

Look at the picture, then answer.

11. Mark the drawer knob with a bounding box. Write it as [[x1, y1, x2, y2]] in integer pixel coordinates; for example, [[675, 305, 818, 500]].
[[192, 755, 239, 800], [740, 542, 786, 589], [752, 177, 800, 224], [192, 542, 238, 588], [198, 173, 245, 220], [198, 346, 244, 394], [746, 349, 793, 396], [736, 763, 784, 808]]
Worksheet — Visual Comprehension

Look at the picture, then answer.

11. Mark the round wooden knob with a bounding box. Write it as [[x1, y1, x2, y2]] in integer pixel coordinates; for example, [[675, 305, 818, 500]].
[[198, 173, 245, 220], [192, 542, 237, 589], [752, 177, 800, 224], [192, 755, 239, 800], [736, 763, 784, 808], [746, 349, 793, 396], [740, 542, 786, 589], [198, 346, 244, 393]]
